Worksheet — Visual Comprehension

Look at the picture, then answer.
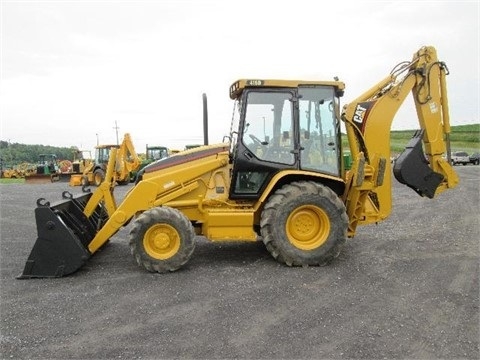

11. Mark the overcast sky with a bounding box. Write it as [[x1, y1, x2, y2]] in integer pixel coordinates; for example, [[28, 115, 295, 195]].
[[1, 0, 479, 153]]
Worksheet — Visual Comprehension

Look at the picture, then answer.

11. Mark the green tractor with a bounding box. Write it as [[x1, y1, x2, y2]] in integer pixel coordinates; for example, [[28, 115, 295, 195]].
[[24, 154, 60, 183], [130, 145, 170, 182]]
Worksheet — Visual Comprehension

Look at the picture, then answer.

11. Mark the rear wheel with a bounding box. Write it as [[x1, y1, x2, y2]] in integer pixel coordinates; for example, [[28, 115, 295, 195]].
[[81, 175, 89, 187], [129, 207, 195, 273], [260, 181, 348, 266]]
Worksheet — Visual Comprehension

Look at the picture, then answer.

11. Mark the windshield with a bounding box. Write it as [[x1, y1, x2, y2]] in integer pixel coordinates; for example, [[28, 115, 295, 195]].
[[148, 148, 168, 160], [243, 91, 294, 164]]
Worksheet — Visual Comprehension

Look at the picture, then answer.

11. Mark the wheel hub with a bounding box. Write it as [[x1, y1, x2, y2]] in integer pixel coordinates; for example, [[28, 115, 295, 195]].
[[144, 224, 181, 260], [287, 205, 330, 250], [153, 233, 171, 250], [291, 211, 318, 238]]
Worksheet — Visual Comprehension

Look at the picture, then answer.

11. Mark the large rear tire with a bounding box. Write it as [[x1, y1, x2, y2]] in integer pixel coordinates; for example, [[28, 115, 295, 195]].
[[129, 207, 196, 273], [260, 181, 348, 266]]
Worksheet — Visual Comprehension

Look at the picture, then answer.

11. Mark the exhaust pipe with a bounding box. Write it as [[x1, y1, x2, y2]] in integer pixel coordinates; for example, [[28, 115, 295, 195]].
[[202, 93, 208, 146]]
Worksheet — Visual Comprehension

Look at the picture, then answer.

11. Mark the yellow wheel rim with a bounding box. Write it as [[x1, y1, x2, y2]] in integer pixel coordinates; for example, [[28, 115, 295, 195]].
[[143, 223, 181, 260], [94, 173, 102, 185], [286, 205, 330, 250]]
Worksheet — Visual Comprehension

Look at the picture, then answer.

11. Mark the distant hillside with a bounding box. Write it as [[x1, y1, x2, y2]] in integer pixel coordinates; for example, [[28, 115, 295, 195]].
[[449, 123, 480, 134], [390, 123, 479, 153]]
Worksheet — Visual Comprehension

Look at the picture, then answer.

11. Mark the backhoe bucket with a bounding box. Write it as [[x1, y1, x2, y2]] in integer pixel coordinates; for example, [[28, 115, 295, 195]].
[[393, 130, 444, 199], [18, 191, 108, 279]]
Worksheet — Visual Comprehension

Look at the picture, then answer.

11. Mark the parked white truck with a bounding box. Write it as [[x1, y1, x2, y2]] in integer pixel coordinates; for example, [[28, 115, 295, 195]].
[[451, 151, 470, 166]]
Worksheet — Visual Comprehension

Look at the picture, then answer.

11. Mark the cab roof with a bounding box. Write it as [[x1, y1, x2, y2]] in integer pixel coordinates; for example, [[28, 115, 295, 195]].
[[229, 79, 346, 99]]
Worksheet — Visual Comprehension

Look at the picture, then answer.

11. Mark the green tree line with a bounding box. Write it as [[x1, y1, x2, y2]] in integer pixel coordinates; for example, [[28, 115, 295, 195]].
[[0, 141, 78, 168]]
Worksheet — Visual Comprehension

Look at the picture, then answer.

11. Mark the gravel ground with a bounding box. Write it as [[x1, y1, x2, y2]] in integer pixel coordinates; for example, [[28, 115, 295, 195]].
[[1, 167, 479, 360]]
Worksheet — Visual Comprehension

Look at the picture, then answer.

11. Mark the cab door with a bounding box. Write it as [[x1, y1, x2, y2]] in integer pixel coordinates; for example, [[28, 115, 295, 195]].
[[230, 89, 299, 200]]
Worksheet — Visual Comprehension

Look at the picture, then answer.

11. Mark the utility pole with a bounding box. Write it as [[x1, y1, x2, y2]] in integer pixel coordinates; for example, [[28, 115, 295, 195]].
[[113, 121, 120, 145]]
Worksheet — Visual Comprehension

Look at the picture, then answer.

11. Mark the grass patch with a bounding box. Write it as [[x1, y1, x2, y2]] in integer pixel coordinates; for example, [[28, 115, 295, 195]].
[[342, 124, 480, 154], [0, 178, 25, 184]]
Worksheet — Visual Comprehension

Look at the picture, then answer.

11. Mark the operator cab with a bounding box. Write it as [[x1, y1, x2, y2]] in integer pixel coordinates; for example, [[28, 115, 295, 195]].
[[228, 79, 345, 199]]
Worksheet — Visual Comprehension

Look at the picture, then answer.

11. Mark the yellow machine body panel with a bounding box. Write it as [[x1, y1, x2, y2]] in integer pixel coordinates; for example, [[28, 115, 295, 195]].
[[203, 211, 257, 241]]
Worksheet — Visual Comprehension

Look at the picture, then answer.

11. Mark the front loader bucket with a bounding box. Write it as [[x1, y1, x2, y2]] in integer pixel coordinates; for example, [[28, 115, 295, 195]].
[[18, 191, 108, 279], [25, 174, 59, 184], [58, 173, 72, 182], [393, 130, 444, 199]]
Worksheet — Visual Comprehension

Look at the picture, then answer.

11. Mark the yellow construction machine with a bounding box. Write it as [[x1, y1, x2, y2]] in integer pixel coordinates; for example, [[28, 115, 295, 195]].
[[19, 46, 459, 278], [71, 149, 93, 175], [57, 150, 93, 182], [69, 133, 140, 187], [0, 162, 36, 179]]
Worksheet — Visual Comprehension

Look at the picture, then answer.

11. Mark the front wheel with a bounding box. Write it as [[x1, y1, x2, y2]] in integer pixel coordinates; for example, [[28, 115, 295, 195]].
[[93, 169, 105, 186], [129, 207, 196, 273], [81, 175, 89, 187], [260, 181, 348, 267]]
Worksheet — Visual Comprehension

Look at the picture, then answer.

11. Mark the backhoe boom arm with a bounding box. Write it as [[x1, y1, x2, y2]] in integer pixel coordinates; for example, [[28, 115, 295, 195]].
[[341, 46, 459, 235]]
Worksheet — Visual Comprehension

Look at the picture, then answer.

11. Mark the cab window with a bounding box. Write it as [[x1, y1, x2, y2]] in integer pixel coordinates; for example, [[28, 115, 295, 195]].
[[242, 91, 294, 165], [298, 87, 340, 176]]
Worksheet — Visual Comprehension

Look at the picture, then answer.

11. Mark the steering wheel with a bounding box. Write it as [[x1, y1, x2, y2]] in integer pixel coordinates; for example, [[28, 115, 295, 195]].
[[249, 134, 264, 147]]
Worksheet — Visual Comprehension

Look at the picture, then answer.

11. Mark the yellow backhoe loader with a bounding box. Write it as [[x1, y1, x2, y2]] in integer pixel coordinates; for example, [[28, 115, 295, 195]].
[[19, 46, 459, 278], [71, 149, 94, 174], [69, 133, 140, 187]]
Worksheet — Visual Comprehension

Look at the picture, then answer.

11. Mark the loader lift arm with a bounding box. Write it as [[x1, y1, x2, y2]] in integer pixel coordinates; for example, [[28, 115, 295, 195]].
[[341, 46, 459, 235]]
